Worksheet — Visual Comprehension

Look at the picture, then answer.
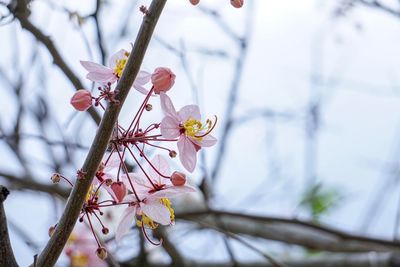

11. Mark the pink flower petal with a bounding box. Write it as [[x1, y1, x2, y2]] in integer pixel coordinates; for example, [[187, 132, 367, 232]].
[[133, 70, 152, 94], [87, 72, 117, 83], [160, 116, 180, 139], [160, 92, 178, 119], [116, 206, 136, 242], [108, 49, 129, 69], [178, 105, 201, 122], [177, 136, 197, 172], [148, 155, 170, 184], [192, 134, 218, 147], [141, 201, 171, 225], [103, 152, 121, 171], [121, 173, 152, 197], [150, 185, 196, 199]]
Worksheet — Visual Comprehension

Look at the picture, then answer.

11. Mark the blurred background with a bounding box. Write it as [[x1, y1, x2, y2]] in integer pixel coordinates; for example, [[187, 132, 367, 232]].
[[1, 0, 400, 266]]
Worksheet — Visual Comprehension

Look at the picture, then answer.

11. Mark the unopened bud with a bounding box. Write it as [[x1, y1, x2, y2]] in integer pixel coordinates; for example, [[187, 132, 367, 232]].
[[48, 225, 56, 237], [51, 173, 61, 183], [230, 0, 244, 8], [169, 150, 177, 158], [189, 0, 200, 5], [171, 171, 186, 186], [70, 89, 92, 111], [96, 247, 108, 260], [102, 227, 109, 235], [111, 182, 127, 203], [145, 103, 153, 111], [151, 67, 176, 94]]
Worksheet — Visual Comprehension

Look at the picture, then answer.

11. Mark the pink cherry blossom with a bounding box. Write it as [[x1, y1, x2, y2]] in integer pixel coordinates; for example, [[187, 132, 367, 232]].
[[80, 49, 151, 94], [151, 67, 175, 94], [159, 92, 217, 172], [70, 89, 92, 111], [64, 224, 108, 267], [115, 155, 195, 241]]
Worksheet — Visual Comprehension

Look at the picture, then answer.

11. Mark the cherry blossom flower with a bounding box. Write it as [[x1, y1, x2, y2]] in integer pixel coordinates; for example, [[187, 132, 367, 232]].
[[159, 92, 217, 172], [80, 49, 151, 94], [70, 89, 92, 111], [64, 225, 108, 267], [116, 155, 195, 241]]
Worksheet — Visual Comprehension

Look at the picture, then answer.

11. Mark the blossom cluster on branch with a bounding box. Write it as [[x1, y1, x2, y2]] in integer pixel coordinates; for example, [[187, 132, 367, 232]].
[[55, 48, 217, 264]]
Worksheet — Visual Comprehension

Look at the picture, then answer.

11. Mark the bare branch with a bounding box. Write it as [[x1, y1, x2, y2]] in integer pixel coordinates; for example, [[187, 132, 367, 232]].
[[0, 186, 18, 267]]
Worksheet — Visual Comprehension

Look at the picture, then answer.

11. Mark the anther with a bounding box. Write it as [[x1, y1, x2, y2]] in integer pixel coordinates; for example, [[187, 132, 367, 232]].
[[145, 103, 153, 111]]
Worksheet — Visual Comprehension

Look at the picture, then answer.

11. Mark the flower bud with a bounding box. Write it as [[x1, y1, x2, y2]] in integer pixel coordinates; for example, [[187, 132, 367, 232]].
[[51, 173, 61, 183], [105, 178, 113, 186], [169, 150, 177, 158], [96, 247, 108, 260], [102, 227, 109, 235], [230, 0, 244, 8], [70, 89, 92, 111], [151, 67, 175, 94], [189, 0, 200, 5], [48, 225, 56, 237], [171, 171, 186, 186], [145, 103, 153, 111], [111, 181, 127, 203]]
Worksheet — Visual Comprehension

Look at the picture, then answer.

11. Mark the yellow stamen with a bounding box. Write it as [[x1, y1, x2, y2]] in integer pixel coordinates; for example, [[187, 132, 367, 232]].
[[183, 119, 204, 140], [114, 52, 130, 78], [71, 253, 89, 267]]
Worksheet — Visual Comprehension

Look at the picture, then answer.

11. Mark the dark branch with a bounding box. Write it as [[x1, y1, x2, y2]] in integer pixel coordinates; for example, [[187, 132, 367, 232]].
[[0, 186, 19, 267]]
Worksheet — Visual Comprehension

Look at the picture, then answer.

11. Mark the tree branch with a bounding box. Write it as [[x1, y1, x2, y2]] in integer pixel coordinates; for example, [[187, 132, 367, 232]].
[[31, 1, 167, 266], [177, 209, 400, 253], [8, 0, 101, 125], [0, 186, 18, 267], [120, 252, 400, 267]]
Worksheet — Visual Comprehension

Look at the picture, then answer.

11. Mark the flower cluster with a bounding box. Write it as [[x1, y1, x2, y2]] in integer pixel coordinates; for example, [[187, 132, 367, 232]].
[[56, 48, 217, 264]]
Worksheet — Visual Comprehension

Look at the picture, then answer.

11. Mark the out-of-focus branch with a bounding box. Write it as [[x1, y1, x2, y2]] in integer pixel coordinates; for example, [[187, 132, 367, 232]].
[[0, 171, 70, 198], [92, 0, 106, 65], [154, 228, 186, 267], [8, 0, 101, 125], [120, 252, 400, 267], [210, 3, 254, 183], [177, 209, 400, 253], [0, 186, 18, 267], [357, 0, 400, 18], [31, 1, 167, 266]]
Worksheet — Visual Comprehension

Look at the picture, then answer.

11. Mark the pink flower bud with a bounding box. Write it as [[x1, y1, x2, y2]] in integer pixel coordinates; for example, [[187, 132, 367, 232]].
[[151, 67, 176, 94], [70, 89, 92, 111], [111, 182, 127, 203], [171, 171, 186, 186], [230, 0, 244, 8], [189, 0, 200, 5]]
